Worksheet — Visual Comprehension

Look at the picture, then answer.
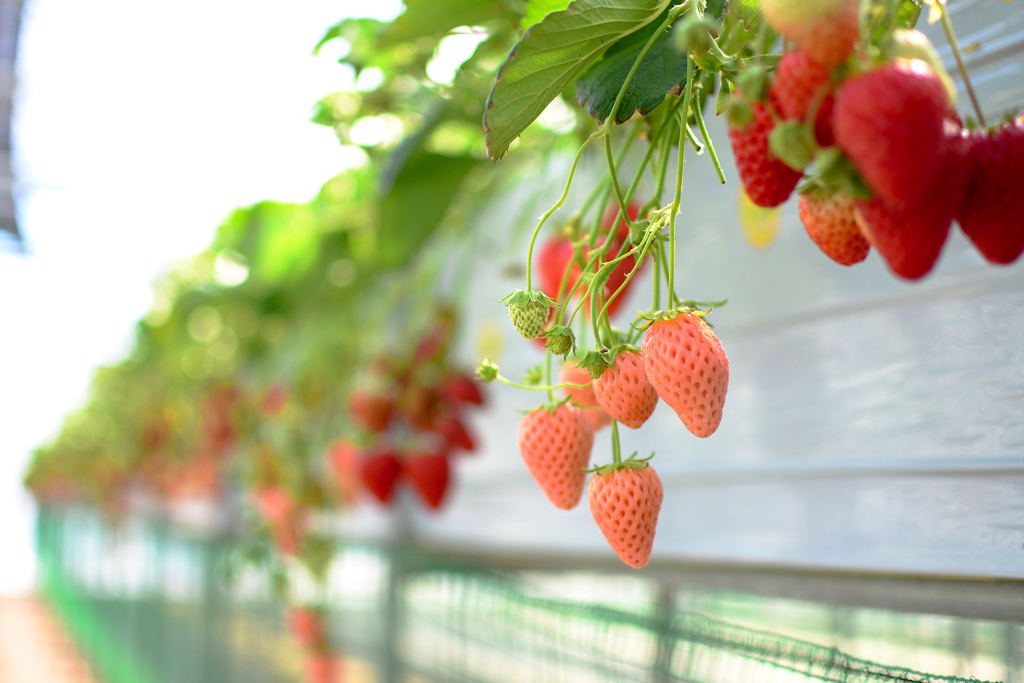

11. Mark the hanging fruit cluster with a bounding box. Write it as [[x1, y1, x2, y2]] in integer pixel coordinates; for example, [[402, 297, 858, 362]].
[[477, 0, 1020, 568], [335, 312, 485, 511], [727, 0, 1024, 277]]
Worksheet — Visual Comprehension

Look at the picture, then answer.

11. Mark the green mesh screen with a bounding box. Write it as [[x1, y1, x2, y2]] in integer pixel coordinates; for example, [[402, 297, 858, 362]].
[[36, 507, 1016, 683]]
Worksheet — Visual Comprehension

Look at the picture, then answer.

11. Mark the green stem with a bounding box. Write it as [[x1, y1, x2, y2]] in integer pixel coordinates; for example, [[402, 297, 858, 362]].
[[652, 249, 661, 310], [604, 1, 691, 131], [545, 350, 553, 402], [611, 420, 622, 465], [685, 123, 704, 153], [670, 57, 695, 308], [936, 0, 986, 128], [604, 135, 634, 235], [693, 93, 726, 184], [526, 133, 598, 292], [494, 375, 591, 392]]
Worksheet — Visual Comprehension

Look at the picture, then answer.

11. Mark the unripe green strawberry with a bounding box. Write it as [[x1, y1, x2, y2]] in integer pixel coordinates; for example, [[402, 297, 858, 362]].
[[798, 192, 870, 266], [593, 349, 658, 429], [588, 465, 663, 568], [501, 290, 555, 340], [760, 0, 859, 69], [641, 312, 729, 438], [518, 404, 595, 510]]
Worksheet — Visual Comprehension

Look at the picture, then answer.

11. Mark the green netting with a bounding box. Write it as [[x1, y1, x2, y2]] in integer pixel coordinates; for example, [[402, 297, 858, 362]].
[[36, 507, 1011, 683]]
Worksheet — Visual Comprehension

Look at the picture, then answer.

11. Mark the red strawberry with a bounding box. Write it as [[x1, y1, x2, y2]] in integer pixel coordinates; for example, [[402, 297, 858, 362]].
[[440, 373, 485, 406], [834, 59, 949, 206], [560, 363, 612, 431], [348, 390, 393, 433], [728, 98, 803, 208], [253, 487, 304, 555], [404, 452, 451, 509], [326, 440, 362, 505], [359, 451, 403, 504], [288, 608, 325, 648], [771, 51, 835, 146], [641, 312, 729, 438], [518, 404, 595, 510], [587, 465, 663, 568], [956, 118, 1024, 264], [260, 383, 288, 417], [854, 121, 972, 279], [433, 414, 475, 452], [592, 349, 658, 429], [798, 192, 870, 265], [760, 0, 859, 68]]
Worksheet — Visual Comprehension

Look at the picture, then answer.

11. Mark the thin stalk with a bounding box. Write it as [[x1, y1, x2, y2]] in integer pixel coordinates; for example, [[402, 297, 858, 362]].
[[526, 133, 598, 291], [611, 420, 622, 465], [936, 0, 986, 128], [693, 95, 726, 184], [669, 57, 696, 307], [545, 350, 553, 402]]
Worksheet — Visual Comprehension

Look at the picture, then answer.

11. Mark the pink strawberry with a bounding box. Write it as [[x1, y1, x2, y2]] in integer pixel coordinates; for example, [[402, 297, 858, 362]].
[[288, 608, 325, 648], [404, 452, 450, 509], [592, 349, 658, 429], [760, 0, 859, 68], [854, 121, 972, 279], [641, 312, 729, 438], [956, 118, 1024, 264], [587, 465, 663, 568], [771, 51, 835, 146], [326, 440, 362, 505], [728, 98, 803, 208], [560, 363, 612, 431], [518, 404, 595, 510], [305, 655, 340, 683], [798, 192, 870, 265], [834, 59, 949, 206]]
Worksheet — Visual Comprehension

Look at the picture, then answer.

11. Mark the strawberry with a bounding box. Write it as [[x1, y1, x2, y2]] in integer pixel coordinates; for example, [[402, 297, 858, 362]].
[[326, 440, 362, 505], [359, 450, 403, 504], [537, 237, 640, 320], [833, 59, 949, 206], [592, 349, 658, 429], [288, 608, 325, 648], [348, 390, 393, 433], [956, 118, 1024, 264], [760, 0, 859, 69], [854, 121, 972, 279], [771, 51, 835, 146], [253, 487, 304, 555], [440, 373, 485, 406], [260, 383, 288, 417], [518, 404, 595, 510], [432, 414, 475, 452], [404, 452, 450, 509], [305, 655, 339, 683], [641, 312, 729, 438], [507, 297, 551, 340], [728, 98, 803, 208], [798, 192, 870, 265], [560, 363, 612, 431], [587, 465, 663, 568]]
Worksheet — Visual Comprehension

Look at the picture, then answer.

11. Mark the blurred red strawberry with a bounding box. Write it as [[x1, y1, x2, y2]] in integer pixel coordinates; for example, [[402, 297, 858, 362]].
[[440, 373, 484, 406], [433, 415, 475, 452], [260, 383, 288, 417], [404, 452, 451, 509], [326, 440, 362, 505], [359, 451, 403, 504], [348, 390, 394, 433], [288, 608, 326, 649]]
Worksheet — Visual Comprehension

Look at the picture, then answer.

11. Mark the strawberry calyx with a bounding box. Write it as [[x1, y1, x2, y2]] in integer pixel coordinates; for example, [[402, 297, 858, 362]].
[[585, 451, 654, 475], [633, 300, 727, 332], [529, 395, 572, 415], [476, 358, 499, 383], [499, 289, 556, 308]]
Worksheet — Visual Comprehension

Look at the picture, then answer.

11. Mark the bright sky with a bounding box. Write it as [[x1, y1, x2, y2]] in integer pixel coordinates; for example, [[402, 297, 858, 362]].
[[0, 0, 402, 595]]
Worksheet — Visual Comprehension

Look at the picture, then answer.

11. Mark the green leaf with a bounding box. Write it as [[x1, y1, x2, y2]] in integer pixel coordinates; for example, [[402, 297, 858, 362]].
[[575, 29, 686, 124], [389, 0, 503, 44], [522, 0, 571, 30], [377, 152, 479, 268], [484, 0, 671, 161]]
